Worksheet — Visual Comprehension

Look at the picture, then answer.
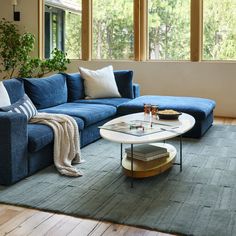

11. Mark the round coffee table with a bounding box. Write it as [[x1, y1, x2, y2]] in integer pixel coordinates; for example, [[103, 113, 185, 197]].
[[100, 112, 195, 186]]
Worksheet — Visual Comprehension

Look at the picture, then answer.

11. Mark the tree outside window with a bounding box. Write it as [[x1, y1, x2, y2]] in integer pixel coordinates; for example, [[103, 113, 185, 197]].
[[148, 0, 190, 60], [92, 0, 134, 60], [203, 0, 236, 60]]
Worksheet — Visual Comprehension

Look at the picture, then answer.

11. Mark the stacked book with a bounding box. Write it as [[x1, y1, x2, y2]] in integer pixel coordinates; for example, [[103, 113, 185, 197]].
[[125, 144, 169, 162]]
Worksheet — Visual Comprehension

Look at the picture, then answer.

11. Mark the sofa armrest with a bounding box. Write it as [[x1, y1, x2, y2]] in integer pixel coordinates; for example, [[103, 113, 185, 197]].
[[0, 112, 28, 185], [133, 83, 140, 98]]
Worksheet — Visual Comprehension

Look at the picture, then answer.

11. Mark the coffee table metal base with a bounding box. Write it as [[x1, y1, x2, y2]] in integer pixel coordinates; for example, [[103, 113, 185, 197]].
[[122, 143, 177, 179]]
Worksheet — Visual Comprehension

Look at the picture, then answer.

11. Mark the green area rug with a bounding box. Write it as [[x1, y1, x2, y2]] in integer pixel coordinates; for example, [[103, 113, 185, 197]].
[[1, 124, 236, 236]]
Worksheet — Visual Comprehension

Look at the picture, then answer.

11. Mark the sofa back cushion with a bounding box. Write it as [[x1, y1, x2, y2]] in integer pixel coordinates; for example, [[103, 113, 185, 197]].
[[62, 73, 85, 101], [23, 74, 68, 109], [114, 70, 133, 98], [3, 78, 25, 103]]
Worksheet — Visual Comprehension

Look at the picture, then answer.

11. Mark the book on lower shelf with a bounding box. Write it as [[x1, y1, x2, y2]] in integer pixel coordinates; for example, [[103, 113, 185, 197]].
[[126, 151, 169, 162], [126, 154, 168, 168], [125, 144, 168, 158]]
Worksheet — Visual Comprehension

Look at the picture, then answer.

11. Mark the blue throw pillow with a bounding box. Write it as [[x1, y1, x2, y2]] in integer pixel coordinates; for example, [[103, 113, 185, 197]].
[[23, 74, 68, 109], [0, 94, 38, 120], [114, 70, 134, 98], [62, 72, 85, 101]]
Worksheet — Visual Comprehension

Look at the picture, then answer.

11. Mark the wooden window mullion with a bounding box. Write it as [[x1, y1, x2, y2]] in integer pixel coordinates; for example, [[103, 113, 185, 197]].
[[82, 0, 92, 61], [191, 0, 203, 61], [140, 0, 147, 61], [38, 0, 44, 59], [134, 0, 141, 61]]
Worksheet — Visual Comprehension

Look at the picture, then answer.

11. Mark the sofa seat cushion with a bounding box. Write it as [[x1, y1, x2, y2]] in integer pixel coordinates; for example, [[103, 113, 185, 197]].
[[23, 74, 68, 109], [118, 95, 216, 120], [76, 98, 131, 107], [28, 124, 53, 152], [39, 103, 117, 127], [28, 116, 84, 152]]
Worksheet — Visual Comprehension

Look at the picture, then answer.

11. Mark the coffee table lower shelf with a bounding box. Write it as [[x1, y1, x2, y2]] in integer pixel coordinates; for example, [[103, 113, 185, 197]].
[[122, 143, 177, 178]]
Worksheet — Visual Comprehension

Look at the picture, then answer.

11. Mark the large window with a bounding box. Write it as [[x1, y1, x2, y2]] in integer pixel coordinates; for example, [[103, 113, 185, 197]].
[[92, 0, 134, 60], [44, 0, 82, 59], [203, 0, 236, 60], [148, 0, 190, 60], [41, 0, 236, 62]]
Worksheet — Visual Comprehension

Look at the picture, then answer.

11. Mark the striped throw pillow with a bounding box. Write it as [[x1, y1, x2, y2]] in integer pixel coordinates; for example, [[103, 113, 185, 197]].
[[0, 94, 38, 120]]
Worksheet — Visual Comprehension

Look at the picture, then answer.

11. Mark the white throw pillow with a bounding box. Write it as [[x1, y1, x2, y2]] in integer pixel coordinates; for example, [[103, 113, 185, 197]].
[[79, 65, 121, 99], [0, 81, 11, 107]]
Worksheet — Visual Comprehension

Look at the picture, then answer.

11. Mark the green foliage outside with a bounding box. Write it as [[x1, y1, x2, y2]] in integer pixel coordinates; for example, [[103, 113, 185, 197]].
[[203, 0, 236, 60], [92, 0, 134, 60], [63, 0, 133, 60], [0, 19, 70, 80], [148, 0, 190, 60], [60, 0, 236, 60], [65, 2, 82, 59]]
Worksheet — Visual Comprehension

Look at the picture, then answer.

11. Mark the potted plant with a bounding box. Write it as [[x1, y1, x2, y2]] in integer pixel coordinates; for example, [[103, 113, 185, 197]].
[[0, 18, 70, 80]]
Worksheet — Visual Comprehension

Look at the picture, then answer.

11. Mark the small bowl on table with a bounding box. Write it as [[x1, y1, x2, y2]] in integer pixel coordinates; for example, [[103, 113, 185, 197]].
[[157, 110, 182, 120]]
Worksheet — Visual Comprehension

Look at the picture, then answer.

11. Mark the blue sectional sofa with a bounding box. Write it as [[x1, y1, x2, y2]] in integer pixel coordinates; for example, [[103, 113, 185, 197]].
[[0, 70, 215, 185], [0, 71, 139, 185]]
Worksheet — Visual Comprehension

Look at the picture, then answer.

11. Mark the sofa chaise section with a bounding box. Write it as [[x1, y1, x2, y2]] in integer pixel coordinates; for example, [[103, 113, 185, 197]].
[[118, 95, 216, 138]]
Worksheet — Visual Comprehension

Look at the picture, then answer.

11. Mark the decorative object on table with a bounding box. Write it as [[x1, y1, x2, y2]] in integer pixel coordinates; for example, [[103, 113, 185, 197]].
[[143, 103, 159, 117], [99, 120, 179, 137], [143, 103, 152, 114], [151, 105, 159, 116], [157, 109, 182, 120]]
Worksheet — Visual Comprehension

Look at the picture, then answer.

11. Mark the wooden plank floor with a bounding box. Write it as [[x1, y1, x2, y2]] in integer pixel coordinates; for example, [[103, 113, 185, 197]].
[[0, 117, 234, 236], [214, 116, 236, 125], [0, 204, 172, 236]]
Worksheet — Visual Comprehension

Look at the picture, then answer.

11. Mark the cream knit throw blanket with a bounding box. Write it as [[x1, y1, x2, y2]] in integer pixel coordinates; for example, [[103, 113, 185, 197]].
[[30, 112, 83, 177]]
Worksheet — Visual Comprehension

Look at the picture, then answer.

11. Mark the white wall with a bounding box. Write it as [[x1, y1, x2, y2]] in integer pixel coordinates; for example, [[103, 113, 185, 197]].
[[68, 60, 236, 117], [1, 0, 236, 117], [0, 0, 39, 56]]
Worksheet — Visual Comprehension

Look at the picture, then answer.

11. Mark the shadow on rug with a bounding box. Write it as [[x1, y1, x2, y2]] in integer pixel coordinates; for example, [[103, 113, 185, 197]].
[[1, 124, 236, 236]]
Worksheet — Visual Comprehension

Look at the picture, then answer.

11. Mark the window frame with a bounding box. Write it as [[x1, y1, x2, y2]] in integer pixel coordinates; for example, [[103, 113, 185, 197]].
[[38, 0, 235, 62]]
